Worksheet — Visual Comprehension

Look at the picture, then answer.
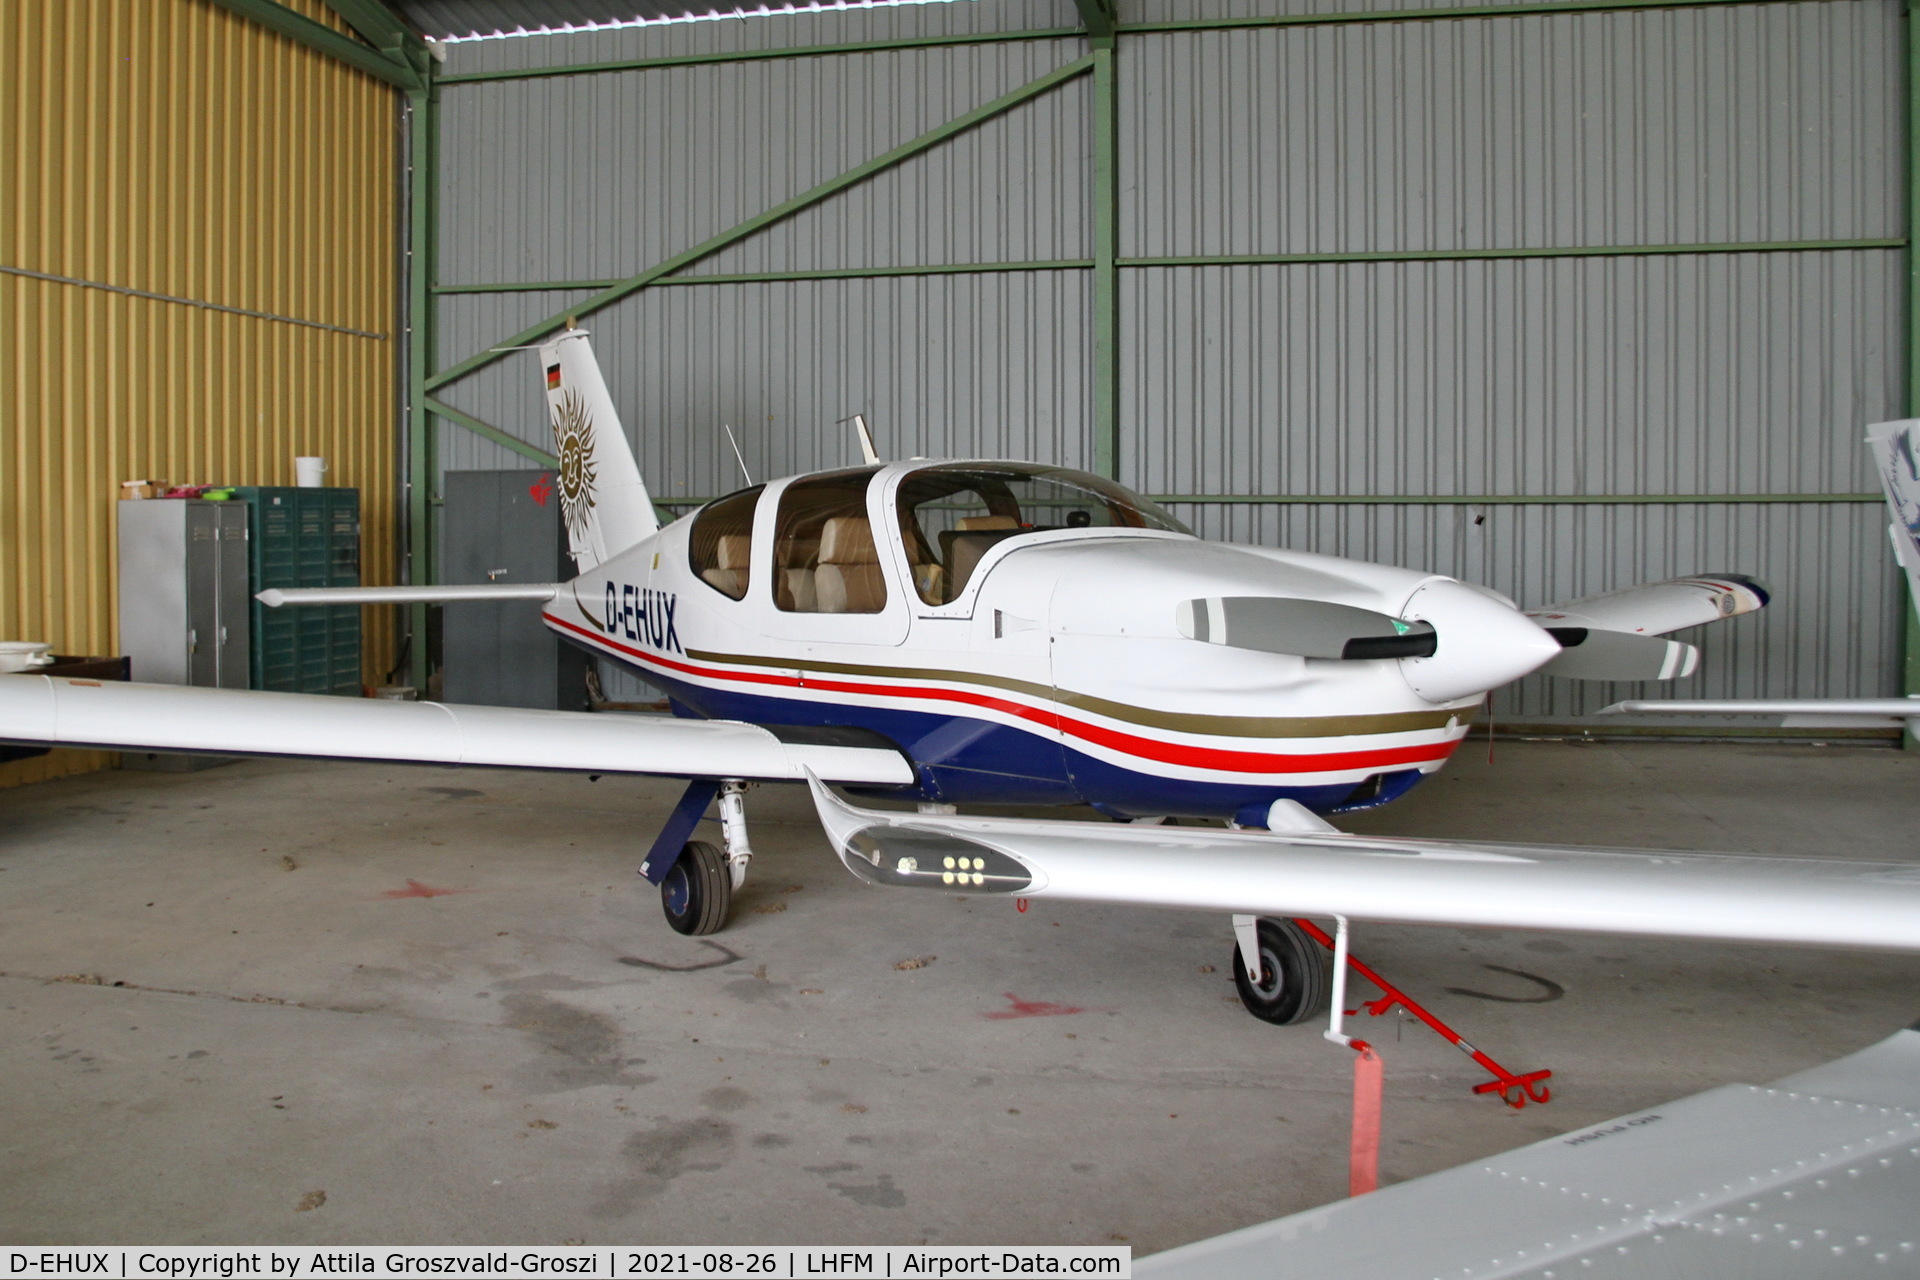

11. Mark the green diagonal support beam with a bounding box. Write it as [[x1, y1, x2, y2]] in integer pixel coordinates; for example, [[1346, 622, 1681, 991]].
[[425, 397, 560, 469], [204, 0, 424, 88], [426, 55, 1094, 394]]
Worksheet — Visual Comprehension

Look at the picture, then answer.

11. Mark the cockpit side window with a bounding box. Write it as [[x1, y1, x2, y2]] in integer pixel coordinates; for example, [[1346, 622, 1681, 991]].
[[896, 464, 1191, 604], [688, 485, 764, 601], [773, 469, 886, 613]]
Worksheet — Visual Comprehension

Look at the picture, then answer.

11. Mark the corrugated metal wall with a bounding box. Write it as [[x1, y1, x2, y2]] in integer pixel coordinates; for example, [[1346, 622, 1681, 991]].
[[430, 0, 1905, 720], [1, 0, 400, 786]]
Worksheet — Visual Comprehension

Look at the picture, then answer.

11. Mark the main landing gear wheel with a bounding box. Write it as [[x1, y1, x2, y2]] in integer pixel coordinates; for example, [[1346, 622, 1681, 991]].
[[661, 840, 731, 936], [1232, 917, 1329, 1025]]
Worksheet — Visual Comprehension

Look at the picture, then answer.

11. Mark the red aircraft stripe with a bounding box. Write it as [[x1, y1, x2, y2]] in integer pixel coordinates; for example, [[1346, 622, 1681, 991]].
[[546, 614, 1458, 776]]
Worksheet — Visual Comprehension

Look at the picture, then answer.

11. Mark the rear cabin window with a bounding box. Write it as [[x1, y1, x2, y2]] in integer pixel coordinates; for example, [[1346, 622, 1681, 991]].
[[773, 469, 886, 613], [895, 464, 1191, 605], [688, 485, 763, 600]]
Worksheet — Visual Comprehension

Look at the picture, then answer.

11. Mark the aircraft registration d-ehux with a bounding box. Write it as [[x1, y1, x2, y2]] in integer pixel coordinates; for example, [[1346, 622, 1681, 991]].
[[7, 328, 1920, 1026]]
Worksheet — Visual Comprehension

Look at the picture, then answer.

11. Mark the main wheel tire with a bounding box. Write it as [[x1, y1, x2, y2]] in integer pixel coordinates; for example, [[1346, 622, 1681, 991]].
[[661, 840, 732, 936], [1232, 918, 1329, 1025]]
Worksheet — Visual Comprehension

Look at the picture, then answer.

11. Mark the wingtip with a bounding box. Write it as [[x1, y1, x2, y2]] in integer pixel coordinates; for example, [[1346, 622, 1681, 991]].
[[255, 589, 286, 608]]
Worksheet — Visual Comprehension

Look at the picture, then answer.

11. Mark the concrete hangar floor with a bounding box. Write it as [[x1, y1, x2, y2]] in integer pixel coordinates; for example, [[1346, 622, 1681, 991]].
[[3, 740, 1919, 1246]]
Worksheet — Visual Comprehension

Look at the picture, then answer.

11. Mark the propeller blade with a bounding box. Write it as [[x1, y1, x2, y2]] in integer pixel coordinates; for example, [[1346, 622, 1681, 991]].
[[1539, 627, 1699, 681], [1177, 597, 1437, 660]]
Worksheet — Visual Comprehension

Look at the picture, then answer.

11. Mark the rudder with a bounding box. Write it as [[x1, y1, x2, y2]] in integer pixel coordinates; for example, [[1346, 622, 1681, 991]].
[[541, 327, 659, 572]]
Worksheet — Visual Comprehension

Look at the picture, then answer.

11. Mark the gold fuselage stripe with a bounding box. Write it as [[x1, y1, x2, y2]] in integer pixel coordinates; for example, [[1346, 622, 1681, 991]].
[[685, 648, 1463, 739]]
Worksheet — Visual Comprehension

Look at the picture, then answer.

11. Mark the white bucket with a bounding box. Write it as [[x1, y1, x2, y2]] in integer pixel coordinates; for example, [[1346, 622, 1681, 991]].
[[295, 456, 328, 487], [0, 642, 54, 674]]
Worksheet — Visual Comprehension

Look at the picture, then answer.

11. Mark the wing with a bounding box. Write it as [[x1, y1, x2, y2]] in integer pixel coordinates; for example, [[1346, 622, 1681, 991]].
[[1136, 1026, 1920, 1280], [805, 779, 1920, 951], [0, 675, 912, 784]]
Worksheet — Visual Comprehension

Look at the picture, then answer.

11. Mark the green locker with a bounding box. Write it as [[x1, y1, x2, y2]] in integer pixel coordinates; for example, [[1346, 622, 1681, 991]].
[[229, 487, 361, 695]]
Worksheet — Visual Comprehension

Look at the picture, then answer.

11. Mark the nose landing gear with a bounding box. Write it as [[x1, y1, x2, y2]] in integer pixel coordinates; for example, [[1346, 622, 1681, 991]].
[[1230, 915, 1330, 1024]]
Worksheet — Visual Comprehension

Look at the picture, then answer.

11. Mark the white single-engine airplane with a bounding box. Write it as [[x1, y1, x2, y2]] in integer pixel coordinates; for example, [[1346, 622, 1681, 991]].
[[6, 330, 1920, 1026], [1605, 416, 1920, 732]]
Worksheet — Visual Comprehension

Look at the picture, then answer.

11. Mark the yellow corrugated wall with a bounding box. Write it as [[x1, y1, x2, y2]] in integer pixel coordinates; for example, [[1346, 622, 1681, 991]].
[[1, 0, 399, 787]]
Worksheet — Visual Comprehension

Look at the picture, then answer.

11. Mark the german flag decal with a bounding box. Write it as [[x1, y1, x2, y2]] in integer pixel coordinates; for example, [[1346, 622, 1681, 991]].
[[546, 364, 562, 390]]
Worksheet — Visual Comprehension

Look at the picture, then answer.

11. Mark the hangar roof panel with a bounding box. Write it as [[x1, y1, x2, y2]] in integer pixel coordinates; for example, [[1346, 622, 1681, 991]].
[[399, 0, 973, 42]]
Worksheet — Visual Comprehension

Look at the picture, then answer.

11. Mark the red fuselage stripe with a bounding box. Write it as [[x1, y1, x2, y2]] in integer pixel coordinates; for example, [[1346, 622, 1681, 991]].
[[546, 613, 1457, 776]]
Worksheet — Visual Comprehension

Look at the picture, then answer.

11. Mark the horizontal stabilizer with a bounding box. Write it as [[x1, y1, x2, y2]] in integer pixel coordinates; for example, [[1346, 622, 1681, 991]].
[[806, 776, 1920, 951], [0, 676, 913, 785], [257, 584, 560, 607], [1537, 628, 1698, 681], [1527, 574, 1768, 637]]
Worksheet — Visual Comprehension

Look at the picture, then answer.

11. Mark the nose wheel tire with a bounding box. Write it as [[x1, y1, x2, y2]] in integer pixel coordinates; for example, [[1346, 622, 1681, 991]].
[[1232, 917, 1330, 1025], [661, 840, 732, 936]]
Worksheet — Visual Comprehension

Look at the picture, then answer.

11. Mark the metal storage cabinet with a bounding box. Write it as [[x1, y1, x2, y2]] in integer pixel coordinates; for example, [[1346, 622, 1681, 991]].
[[228, 487, 361, 695], [117, 499, 251, 687], [441, 470, 587, 710]]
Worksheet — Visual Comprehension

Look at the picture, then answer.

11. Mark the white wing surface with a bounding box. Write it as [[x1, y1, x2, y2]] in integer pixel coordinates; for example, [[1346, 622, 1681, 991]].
[[0, 676, 913, 784], [806, 780, 1920, 951], [1138, 1026, 1920, 1280]]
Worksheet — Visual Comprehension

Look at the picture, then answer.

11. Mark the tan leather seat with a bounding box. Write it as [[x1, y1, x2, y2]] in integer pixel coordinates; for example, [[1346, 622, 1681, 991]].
[[912, 562, 946, 603], [939, 522, 1024, 598], [776, 537, 819, 611], [701, 533, 752, 599], [815, 516, 886, 613]]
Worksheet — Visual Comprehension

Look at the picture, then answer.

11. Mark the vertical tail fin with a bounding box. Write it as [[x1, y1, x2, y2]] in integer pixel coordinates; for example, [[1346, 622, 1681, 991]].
[[1868, 419, 1920, 624], [540, 327, 658, 572]]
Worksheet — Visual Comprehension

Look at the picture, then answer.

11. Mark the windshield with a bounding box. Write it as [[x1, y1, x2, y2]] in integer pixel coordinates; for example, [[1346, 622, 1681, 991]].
[[895, 464, 1191, 605]]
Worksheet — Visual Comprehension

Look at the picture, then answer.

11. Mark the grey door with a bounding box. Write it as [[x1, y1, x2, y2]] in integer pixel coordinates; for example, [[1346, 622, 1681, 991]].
[[186, 504, 221, 688], [216, 503, 251, 689]]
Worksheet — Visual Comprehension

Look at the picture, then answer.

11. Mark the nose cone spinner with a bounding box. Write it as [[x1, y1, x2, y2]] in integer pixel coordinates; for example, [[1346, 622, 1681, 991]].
[[1398, 579, 1563, 704]]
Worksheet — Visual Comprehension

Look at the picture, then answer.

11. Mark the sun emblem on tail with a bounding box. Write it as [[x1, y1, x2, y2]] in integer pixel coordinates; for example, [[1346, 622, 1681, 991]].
[[551, 387, 598, 543]]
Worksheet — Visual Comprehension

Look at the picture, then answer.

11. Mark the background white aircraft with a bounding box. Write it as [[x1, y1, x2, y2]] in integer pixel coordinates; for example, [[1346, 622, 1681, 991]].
[[1605, 417, 1920, 733], [5, 331, 1918, 1027], [1137, 1020, 1920, 1278]]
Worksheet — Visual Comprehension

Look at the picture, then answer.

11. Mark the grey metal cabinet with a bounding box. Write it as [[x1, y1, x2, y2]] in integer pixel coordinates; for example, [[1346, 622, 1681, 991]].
[[441, 470, 586, 711], [118, 499, 251, 688]]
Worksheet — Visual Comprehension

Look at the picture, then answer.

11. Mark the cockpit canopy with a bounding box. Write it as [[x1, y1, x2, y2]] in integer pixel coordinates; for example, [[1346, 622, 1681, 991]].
[[894, 463, 1190, 604], [688, 462, 1190, 612]]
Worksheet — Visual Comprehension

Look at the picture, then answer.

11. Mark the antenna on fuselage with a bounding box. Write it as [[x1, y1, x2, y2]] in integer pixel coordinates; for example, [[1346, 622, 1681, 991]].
[[721, 423, 754, 486], [841, 413, 880, 465]]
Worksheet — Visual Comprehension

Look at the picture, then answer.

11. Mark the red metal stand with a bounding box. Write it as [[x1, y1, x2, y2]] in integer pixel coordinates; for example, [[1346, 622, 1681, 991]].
[[1291, 918, 1553, 1109]]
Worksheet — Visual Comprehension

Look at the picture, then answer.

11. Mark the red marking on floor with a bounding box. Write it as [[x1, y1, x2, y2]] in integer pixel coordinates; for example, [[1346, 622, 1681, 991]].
[[982, 992, 1087, 1020], [381, 879, 471, 899]]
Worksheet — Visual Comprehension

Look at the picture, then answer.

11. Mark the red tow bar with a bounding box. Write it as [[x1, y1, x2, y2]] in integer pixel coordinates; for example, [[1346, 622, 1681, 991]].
[[1291, 917, 1553, 1109]]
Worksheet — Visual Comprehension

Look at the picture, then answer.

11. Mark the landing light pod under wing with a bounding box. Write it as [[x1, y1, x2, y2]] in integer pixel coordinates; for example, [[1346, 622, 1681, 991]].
[[806, 775, 1920, 952]]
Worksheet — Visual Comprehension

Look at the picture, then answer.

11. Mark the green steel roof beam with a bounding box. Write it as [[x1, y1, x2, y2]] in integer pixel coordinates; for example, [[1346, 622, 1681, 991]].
[[204, 0, 425, 88], [426, 54, 1095, 395], [1117, 0, 1845, 33], [319, 0, 435, 82], [436, 29, 1082, 84]]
